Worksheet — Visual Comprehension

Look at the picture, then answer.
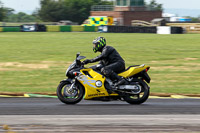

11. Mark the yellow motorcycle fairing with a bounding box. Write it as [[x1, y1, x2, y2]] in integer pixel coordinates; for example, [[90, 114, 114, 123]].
[[118, 64, 150, 78], [77, 64, 150, 100], [77, 68, 118, 100]]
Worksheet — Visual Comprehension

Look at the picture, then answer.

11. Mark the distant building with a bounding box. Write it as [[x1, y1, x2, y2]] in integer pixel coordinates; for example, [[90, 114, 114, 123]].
[[90, 0, 162, 26]]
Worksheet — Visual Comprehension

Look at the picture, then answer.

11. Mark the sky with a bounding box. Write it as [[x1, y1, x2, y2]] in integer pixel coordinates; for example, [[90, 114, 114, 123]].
[[1, 0, 200, 17], [1, 0, 40, 14], [146, 0, 200, 10]]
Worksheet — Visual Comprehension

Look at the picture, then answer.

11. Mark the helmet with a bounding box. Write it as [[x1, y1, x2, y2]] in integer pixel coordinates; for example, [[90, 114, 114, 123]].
[[93, 37, 106, 53]]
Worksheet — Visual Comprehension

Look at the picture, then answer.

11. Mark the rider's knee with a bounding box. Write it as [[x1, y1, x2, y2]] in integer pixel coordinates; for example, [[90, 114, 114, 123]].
[[101, 67, 112, 76]]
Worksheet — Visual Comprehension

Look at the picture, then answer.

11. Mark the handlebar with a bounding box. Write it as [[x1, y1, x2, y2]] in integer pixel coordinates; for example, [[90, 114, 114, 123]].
[[81, 62, 85, 67]]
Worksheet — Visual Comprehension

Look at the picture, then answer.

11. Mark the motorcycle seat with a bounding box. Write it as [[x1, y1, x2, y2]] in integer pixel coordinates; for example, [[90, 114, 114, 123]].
[[117, 65, 140, 74]]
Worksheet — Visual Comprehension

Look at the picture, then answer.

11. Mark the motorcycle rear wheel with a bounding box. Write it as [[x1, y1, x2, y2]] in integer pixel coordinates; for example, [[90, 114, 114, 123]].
[[57, 81, 84, 104], [123, 80, 149, 104]]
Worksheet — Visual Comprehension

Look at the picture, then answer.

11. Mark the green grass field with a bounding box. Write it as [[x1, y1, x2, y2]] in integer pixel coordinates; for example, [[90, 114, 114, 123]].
[[0, 32, 200, 94]]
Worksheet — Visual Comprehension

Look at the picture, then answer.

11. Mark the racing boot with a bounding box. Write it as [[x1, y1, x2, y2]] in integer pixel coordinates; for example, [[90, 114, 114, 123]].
[[110, 72, 126, 88], [114, 78, 126, 87]]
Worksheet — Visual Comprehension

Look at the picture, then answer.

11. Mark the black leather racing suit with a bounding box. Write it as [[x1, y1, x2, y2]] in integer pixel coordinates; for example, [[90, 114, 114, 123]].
[[90, 46, 125, 81]]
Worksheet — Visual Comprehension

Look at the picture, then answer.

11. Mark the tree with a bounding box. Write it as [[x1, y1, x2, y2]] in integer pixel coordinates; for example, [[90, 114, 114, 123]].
[[37, 0, 112, 24], [0, 1, 16, 21], [4, 7, 14, 16], [0, 0, 5, 21], [38, 0, 65, 22], [185, 16, 200, 22], [0, 0, 38, 22], [5, 12, 39, 22], [146, 0, 163, 11], [2, 7, 15, 21]]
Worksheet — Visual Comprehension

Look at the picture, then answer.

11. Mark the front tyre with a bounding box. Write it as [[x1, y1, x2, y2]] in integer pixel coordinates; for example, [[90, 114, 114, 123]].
[[123, 80, 149, 104], [57, 81, 84, 104]]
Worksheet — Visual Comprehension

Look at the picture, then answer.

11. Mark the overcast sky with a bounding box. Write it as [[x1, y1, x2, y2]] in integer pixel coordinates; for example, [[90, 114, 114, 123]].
[[1, 0, 200, 15], [1, 0, 40, 13], [146, 0, 200, 9]]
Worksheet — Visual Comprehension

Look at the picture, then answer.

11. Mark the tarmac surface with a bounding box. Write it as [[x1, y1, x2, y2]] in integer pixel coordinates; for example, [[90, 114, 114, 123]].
[[0, 98, 200, 132], [0, 98, 200, 115]]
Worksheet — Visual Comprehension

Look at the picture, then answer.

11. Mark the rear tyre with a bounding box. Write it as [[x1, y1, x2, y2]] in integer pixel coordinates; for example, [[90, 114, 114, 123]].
[[57, 81, 84, 104], [123, 80, 149, 104]]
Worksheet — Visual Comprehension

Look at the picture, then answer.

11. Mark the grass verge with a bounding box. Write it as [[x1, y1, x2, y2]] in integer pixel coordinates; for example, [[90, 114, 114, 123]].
[[0, 32, 200, 94]]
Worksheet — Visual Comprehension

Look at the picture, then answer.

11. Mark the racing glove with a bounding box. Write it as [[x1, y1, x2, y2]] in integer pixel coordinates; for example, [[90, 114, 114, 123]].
[[83, 59, 92, 65]]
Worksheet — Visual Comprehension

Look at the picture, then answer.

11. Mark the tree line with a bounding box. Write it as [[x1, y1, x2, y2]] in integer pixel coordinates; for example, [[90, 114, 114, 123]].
[[37, 0, 112, 24], [0, 1, 39, 22], [0, 0, 163, 23], [3, 0, 199, 24], [0, 0, 112, 23], [36, 0, 163, 24]]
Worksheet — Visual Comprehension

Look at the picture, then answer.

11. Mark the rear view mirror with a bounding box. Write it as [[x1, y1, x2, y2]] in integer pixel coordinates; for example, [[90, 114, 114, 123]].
[[76, 52, 80, 58], [77, 56, 86, 61]]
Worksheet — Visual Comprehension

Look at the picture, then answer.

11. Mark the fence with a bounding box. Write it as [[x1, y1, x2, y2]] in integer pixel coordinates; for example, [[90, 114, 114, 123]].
[[0, 25, 98, 32], [45, 25, 98, 32], [0, 25, 184, 34], [98, 25, 183, 34], [0, 26, 21, 32], [98, 26, 157, 33], [46, 25, 60, 32], [167, 23, 200, 33], [0, 22, 57, 26]]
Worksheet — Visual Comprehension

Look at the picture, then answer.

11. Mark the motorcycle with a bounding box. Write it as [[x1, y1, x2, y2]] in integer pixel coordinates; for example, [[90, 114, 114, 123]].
[[57, 53, 151, 104]]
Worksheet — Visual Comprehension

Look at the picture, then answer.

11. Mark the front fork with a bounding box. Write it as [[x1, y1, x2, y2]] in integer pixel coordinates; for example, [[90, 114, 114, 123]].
[[60, 78, 76, 89], [68, 80, 78, 92], [61, 78, 79, 97]]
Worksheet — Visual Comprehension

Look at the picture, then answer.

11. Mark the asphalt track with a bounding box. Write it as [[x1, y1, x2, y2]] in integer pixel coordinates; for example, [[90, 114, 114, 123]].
[[1, 98, 200, 132], [0, 98, 200, 115]]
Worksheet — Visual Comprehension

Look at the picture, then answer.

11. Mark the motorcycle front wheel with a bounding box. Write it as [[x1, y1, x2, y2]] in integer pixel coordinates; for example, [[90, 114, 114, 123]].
[[123, 80, 149, 104], [57, 81, 84, 104]]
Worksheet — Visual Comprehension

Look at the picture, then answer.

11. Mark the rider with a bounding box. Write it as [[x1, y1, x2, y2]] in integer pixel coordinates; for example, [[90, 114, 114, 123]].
[[83, 37, 126, 86]]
